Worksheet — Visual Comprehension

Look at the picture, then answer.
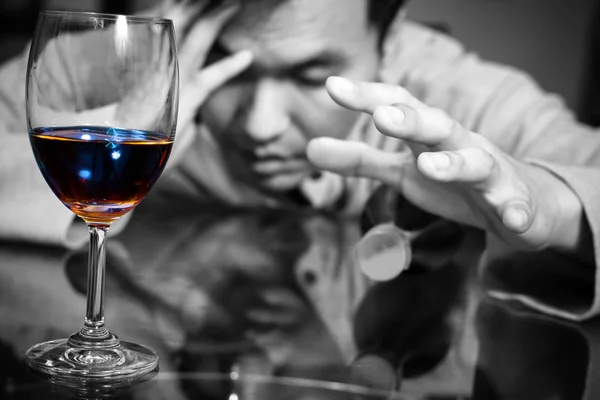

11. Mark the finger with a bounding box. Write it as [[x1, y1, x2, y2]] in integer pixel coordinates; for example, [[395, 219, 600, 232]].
[[501, 201, 533, 234], [307, 137, 410, 189], [419, 148, 534, 234], [372, 103, 487, 152], [178, 0, 240, 77], [162, 0, 209, 41], [196, 50, 253, 94], [325, 76, 425, 114], [488, 170, 534, 235], [179, 50, 252, 118], [417, 147, 496, 186]]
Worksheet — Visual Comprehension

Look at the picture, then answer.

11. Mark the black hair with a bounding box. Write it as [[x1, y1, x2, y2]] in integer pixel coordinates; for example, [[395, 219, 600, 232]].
[[203, 0, 408, 47], [368, 0, 408, 47]]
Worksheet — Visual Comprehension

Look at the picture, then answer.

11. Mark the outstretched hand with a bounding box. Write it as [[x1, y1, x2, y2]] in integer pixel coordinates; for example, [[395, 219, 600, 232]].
[[307, 77, 586, 252]]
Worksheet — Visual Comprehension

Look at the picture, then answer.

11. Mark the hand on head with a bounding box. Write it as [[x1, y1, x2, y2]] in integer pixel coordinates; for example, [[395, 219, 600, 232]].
[[162, 0, 253, 168]]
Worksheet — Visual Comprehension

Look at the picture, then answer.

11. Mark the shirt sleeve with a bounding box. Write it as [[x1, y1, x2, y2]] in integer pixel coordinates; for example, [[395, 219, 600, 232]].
[[383, 21, 600, 319], [483, 163, 600, 321]]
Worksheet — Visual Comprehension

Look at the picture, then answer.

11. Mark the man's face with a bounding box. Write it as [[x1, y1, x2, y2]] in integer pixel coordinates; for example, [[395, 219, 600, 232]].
[[200, 0, 381, 193]]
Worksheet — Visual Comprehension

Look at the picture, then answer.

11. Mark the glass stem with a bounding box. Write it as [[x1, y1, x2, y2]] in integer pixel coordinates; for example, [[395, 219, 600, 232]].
[[70, 224, 119, 346], [84, 225, 109, 336]]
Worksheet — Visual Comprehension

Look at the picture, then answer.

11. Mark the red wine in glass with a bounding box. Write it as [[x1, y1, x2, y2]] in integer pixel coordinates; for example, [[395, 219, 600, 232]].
[[30, 126, 173, 224]]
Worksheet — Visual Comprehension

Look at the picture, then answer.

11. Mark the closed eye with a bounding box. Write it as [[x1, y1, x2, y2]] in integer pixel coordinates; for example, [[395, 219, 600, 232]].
[[292, 71, 329, 87]]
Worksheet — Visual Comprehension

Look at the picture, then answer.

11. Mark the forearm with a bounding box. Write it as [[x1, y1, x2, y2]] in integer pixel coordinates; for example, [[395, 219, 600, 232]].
[[465, 64, 600, 168]]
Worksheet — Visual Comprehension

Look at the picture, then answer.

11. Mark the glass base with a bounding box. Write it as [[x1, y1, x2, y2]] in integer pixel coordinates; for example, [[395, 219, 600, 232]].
[[28, 368, 158, 399], [25, 333, 159, 381]]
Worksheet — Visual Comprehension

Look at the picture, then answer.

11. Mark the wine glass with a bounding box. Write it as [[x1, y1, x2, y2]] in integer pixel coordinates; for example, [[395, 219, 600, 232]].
[[25, 11, 179, 381]]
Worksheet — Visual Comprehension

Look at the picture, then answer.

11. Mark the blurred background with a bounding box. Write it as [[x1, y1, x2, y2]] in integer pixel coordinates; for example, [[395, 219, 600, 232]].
[[1, 0, 598, 125]]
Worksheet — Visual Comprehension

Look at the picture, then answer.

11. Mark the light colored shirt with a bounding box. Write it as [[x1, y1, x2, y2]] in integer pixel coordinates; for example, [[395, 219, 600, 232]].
[[1, 20, 600, 321]]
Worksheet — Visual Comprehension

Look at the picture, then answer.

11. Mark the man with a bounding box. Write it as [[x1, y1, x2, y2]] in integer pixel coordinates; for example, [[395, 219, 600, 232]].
[[0, 0, 407, 246], [161, 0, 600, 322], [156, 0, 406, 209], [0, 0, 599, 318]]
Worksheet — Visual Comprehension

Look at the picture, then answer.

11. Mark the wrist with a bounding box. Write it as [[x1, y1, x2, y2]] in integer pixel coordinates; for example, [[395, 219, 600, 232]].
[[534, 164, 591, 258]]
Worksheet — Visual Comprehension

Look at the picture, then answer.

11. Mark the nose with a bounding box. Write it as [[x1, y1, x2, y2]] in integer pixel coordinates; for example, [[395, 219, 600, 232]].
[[239, 77, 290, 144]]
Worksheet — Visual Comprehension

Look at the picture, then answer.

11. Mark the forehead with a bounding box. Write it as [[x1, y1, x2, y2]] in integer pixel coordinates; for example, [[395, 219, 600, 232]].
[[220, 0, 376, 64]]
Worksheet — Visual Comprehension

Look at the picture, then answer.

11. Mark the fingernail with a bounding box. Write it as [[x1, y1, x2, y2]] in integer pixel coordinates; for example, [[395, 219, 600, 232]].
[[329, 76, 354, 95], [504, 207, 529, 230], [381, 105, 405, 125], [235, 50, 253, 64], [430, 152, 451, 171]]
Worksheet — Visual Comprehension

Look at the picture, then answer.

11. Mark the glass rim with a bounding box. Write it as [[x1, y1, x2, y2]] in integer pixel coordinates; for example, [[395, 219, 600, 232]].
[[39, 10, 174, 25]]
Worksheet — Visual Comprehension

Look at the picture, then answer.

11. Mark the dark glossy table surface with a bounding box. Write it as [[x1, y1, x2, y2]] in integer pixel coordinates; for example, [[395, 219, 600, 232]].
[[1, 194, 599, 400]]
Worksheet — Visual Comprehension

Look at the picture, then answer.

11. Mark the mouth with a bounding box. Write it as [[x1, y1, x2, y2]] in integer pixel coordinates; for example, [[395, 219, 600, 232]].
[[234, 149, 308, 175], [252, 156, 308, 175], [221, 150, 312, 192]]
